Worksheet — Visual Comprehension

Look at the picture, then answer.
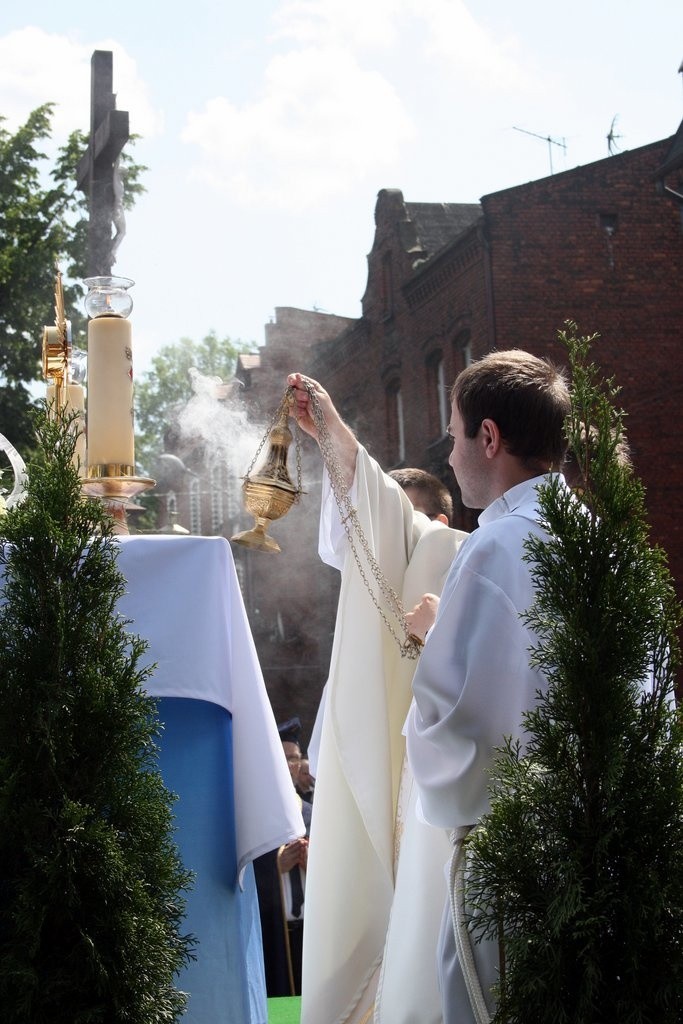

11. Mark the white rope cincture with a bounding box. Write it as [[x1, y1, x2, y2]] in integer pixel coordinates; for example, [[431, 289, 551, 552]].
[[448, 825, 492, 1024]]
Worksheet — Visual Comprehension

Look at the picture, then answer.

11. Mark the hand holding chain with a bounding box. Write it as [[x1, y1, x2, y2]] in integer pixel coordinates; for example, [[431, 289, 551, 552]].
[[300, 382, 422, 660]]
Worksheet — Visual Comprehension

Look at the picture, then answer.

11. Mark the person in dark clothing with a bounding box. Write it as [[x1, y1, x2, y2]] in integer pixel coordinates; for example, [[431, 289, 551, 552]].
[[253, 717, 309, 996]]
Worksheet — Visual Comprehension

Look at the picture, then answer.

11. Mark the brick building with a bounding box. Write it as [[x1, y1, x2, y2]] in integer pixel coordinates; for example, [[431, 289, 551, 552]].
[[177, 123, 683, 740], [302, 132, 683, 569]]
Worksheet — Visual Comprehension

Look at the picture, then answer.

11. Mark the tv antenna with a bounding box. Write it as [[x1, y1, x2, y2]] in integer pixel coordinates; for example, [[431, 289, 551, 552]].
[[607, 115, 622, 155], [513, 126, 567, 174]]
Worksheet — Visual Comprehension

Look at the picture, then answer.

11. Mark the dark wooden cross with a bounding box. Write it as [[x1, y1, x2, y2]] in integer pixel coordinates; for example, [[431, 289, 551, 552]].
[[76, 50, 130, 277]]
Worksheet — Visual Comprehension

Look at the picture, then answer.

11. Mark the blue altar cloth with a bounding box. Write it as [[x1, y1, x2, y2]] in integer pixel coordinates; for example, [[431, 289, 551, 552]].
[[157, 697, 267, 1024]]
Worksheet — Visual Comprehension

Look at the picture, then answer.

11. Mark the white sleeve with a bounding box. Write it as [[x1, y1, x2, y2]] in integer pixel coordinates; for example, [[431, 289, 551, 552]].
[[407, 557, 545, 828], [307, 683, 326, 777], [318, 467, 358, 570], [317, 445, 423, 571]]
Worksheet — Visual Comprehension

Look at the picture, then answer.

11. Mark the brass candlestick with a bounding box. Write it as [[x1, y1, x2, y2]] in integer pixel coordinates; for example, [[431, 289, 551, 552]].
[[80, 275, 154, 534], [80, 469, 155, 535], [231, 390, 302, 553], [42, 270, 70, 411], [39, 271, 155, 535]]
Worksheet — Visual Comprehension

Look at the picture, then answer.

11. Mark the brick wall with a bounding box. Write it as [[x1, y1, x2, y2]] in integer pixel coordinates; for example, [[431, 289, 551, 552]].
[[482, 137, 683, 597], [308, 142, 683, 596]]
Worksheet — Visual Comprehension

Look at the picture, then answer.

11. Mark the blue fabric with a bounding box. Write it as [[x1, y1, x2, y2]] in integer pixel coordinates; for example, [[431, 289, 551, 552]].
[[157, 697, 267, 1024]]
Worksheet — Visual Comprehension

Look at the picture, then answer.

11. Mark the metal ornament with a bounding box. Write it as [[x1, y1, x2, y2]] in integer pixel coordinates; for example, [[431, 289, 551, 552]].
[[42, 270, 70, 411], [231, 390, 303, 553], [0, 434, 28, 511]]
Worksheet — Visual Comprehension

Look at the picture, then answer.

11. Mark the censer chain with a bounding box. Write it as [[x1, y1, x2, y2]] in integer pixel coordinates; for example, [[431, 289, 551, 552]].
[[302, 383, 422, 660]]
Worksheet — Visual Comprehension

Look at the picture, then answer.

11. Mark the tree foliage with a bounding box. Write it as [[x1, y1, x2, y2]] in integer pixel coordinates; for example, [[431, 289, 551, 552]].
[[134, 330, 254, 477], [0, 104, 146, 455], [0, 407, 194, 1022], [466, 323, 683, 1023]]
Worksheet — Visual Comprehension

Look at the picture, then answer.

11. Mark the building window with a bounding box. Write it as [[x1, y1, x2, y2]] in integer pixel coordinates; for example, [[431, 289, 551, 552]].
[[210, 464, 223, 534], [453, 331, 472, 374], [427, 351, 449, 439], [189, 477, 201, 535], [437, 359, 449, 433], [397, 389, 405, 462], [166, 490, 177, 527], [386, 381, 405, 464], [598, 211, 618, 236]]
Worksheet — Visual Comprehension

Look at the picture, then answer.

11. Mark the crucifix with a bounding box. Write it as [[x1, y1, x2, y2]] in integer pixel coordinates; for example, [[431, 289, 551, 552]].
[[76, 50, 130, 277]]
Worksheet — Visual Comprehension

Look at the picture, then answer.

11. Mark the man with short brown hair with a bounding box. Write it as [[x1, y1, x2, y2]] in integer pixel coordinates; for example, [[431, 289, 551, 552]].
[[405, 349, 571, 1024], [388, 467, 454, 525]]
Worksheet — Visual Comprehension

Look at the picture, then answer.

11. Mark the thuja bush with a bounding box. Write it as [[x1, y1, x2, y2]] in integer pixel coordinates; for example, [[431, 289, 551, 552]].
[[467, 324, 683, 1024], [0, 410, 194, 1023]]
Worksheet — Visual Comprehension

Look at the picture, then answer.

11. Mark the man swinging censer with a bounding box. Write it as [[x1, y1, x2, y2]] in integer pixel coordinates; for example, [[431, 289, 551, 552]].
[[232, 384, 423, 660]]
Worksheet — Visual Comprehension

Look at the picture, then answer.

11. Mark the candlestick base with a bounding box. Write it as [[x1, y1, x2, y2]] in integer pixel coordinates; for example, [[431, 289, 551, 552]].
[[81, 474, 155, 535]]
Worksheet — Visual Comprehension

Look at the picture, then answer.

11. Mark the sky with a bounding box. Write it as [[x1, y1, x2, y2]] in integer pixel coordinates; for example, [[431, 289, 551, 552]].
[[2, 0, 682, 379]]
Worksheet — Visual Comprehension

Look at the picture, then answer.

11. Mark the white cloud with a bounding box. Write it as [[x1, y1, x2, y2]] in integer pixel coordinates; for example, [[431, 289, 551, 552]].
[[0, 27, 163, 143], [273, 0, 532, 89], [181, 0, 538, 210], [415, 0, 534, 91], [182, 44, 414, 209], [272, 0, 403, 49]]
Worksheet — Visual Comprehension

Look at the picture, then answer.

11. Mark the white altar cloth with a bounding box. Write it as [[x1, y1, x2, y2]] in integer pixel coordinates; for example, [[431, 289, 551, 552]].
[[115, 535, 305, 1023], [116, 535, 304, 876]]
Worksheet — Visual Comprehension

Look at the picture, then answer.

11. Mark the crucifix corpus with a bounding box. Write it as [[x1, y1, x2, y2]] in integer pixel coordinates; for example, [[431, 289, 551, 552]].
[[76, 50, 130, 277]]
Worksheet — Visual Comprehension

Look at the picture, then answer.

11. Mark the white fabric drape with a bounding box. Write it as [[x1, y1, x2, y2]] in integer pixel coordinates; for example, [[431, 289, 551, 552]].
[[116, 535, 305, 877], [301, 448, 465, 1024]]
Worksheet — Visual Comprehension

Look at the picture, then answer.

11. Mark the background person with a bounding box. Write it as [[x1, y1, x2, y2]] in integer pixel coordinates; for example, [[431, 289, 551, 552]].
[[296, 758, 315, 805], [388, 466, 453, 525], [253, 717, 309, 997]]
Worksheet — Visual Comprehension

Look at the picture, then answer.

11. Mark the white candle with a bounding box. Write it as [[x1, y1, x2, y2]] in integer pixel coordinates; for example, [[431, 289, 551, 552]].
[[46, 381, 87, 475], [86, 316, 135, 468]]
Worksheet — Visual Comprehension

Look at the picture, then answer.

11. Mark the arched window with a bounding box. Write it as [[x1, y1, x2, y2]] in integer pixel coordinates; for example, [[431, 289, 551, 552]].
[[426, 351, 449, 439], [166, 490, 177, 521], [453, 331, 472, 374], [386, 381, 405, 464], [189, 477, 201, 535], [210, 464, 223, 534]]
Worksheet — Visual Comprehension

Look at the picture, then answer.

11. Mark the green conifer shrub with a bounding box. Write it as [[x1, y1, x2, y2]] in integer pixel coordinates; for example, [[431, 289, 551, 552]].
[[466, 324, 683, 1023], [0, 409, 194, 1023]]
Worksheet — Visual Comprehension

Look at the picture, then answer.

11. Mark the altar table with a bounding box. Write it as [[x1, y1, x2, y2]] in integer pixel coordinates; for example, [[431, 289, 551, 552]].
[[116, 535, 305, 1024]]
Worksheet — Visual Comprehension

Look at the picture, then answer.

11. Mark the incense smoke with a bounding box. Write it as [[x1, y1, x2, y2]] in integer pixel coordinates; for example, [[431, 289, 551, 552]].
[[170, 367, 268, 526]]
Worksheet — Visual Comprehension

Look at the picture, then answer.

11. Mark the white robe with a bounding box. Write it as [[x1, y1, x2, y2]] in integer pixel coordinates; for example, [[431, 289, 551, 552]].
[[301, 447, 466, 1024], [405, 475, 563, 1024]]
